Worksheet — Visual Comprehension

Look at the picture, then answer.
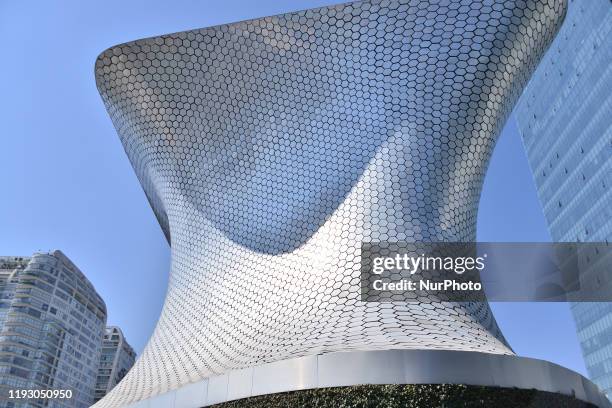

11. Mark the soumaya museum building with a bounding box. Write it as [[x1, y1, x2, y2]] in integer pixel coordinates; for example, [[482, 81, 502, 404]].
[[92, 0, 610, 407]]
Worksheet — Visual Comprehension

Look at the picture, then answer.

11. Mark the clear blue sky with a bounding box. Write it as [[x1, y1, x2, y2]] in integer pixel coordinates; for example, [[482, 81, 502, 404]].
[[0, 0, 586, 376]]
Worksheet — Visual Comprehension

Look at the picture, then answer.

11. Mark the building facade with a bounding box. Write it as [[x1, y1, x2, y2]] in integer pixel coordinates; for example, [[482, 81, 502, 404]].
[[514, 0, 612, 399], [91, 1, 588, 407], [0, 251, 107, 408], [94, 327, 136, 402]]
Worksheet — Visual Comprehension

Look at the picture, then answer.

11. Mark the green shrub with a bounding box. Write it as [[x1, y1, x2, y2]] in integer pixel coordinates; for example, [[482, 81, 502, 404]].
[[210, 384, 596, 408]]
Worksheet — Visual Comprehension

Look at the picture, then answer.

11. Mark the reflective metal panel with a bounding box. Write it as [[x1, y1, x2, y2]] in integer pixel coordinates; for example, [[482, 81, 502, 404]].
[[94, 0, 567, 406], [127, 350, 612, 408]]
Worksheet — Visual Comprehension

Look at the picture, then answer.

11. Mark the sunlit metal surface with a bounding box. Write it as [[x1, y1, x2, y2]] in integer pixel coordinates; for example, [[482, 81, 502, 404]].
[[94, 0, 567, 406], [137, 350, 612, 408]]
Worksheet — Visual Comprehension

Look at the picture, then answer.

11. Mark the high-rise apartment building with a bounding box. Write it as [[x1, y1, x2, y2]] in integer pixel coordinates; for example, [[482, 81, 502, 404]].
[[0, 251, 107, 408], [515, 0, 612, 399], [94, 327, 135, 402]]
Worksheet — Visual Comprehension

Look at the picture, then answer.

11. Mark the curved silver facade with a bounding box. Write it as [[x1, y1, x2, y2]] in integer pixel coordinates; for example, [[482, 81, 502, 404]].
[[94, 0, 566, 406], [129, 350, 612, 408]]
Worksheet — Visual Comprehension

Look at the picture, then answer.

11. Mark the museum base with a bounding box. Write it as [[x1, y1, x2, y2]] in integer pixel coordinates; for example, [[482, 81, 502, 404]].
[[125, 350, 611, 408], [209, 384, 597, 408]]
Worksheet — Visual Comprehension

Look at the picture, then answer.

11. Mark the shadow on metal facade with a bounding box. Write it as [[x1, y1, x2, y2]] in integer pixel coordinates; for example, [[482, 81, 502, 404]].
[[94, 0, 566, 406]]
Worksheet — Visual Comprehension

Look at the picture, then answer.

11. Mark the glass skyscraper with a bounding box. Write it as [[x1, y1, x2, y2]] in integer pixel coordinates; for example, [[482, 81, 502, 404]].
[[94, 327, 135, 403], [515, 0, 612, 399], [0, 251, 107, 408]]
